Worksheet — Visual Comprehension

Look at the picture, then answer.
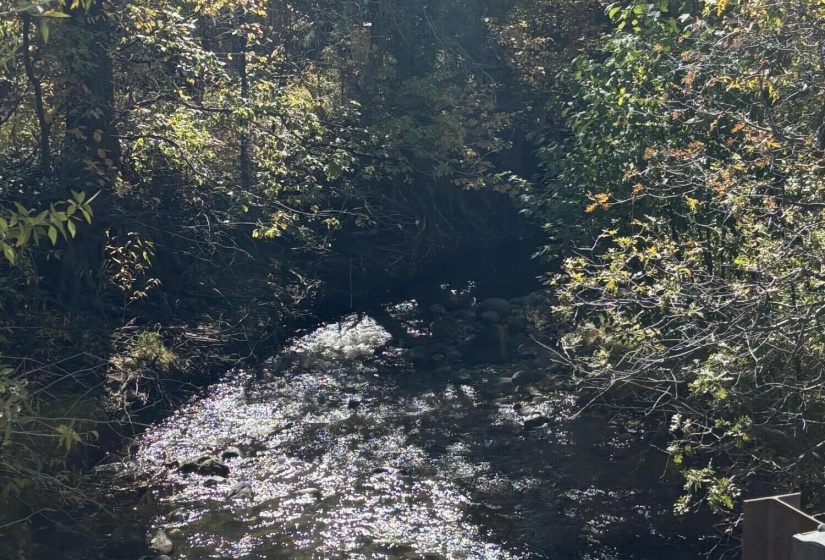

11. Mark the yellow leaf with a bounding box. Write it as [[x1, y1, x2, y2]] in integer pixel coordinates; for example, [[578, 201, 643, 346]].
[[42, 9, 71, 17], [2, 244, 15, 265]]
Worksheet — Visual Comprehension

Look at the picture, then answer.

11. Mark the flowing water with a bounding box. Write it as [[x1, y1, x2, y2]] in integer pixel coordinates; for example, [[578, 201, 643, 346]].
[[114, 301, 710, 560]]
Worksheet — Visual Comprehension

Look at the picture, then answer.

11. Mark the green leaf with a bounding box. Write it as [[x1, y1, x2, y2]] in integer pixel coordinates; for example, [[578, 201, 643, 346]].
[[55, 423, 81, 453], [54, 220, 67, 239], [16, 227, 30, 247], [48, 225, 58, 245], [41, 9, 70, 17], [67, 219, 77, 238], [1, 243, 15, 265]]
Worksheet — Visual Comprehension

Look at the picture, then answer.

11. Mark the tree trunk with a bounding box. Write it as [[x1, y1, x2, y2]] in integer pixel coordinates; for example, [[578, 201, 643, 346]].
[[62, 1, 121, 194], [236, 7, 252, 191], [21, 13, 51, 177], [58, 2, 121, 305]]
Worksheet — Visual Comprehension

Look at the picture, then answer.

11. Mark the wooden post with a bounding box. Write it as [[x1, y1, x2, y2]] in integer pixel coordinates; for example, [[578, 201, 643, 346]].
[[742, 494, 821, 560]]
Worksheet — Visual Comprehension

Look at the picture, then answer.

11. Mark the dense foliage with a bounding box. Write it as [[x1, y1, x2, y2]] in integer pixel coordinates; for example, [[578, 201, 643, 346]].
[[0, 0, 533, 547], [535, 0, 825, 522], [4, 0, 825, 554]]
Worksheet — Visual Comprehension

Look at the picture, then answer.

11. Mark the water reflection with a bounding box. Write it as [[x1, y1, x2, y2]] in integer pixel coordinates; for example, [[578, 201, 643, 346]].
[[131, 310, 704, 559]]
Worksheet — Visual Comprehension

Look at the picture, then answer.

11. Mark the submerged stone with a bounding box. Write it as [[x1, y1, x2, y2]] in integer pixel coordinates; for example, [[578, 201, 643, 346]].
[[221, 446, 244, 460], [178, 454, 230, 477], [227, 482, 254, 501], [511, 369, 545, 387], [148, 528, 174, 556], [523, 415, 551, 431], [167, 508, 187, 523], [430, 317, 459, 340]]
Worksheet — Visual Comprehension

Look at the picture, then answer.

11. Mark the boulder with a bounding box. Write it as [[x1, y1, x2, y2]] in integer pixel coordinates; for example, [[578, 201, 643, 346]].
[[221, 446, 244, 460], [434, 365, 454, 376], [444, 292, 473, 311], [429, 342, 460, 361], [148, 528, 174, 556], [511, 369, 546, 387], [227, 482, 254, 501], [445, 346, 462, 361], [523, 415, 551, 431], [295, 487, 322, 499], [479, 311, 502, 325], [168, 508, 187, 523], [452, 369, 473, 383], [478, 377, 513, 400], [429, 317, 459, 340], [457, 293, 474, 309], [178, 454, 230, 477], [403, 335, 430, 348], [452, 309, 476, 322], [478, 298, 511, 320], [407, 346, 429, 365], [197, 457, 229, 477], [463, 325, 508, 363], [508, 333, 528, 350], [532, 352, 555, 369], [429, 303, 447, 316], [106, 522, 146, 559], [506, 316, 528, 334], [514, 341, 540, 360]]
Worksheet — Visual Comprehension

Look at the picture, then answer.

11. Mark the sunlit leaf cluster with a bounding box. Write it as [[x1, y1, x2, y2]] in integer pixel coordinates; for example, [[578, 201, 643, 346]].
[[540, 0, 825, 516]]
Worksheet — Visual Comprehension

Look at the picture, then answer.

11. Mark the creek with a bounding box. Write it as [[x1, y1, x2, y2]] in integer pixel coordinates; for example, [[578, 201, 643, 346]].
[[89, 284, 711, 560]]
